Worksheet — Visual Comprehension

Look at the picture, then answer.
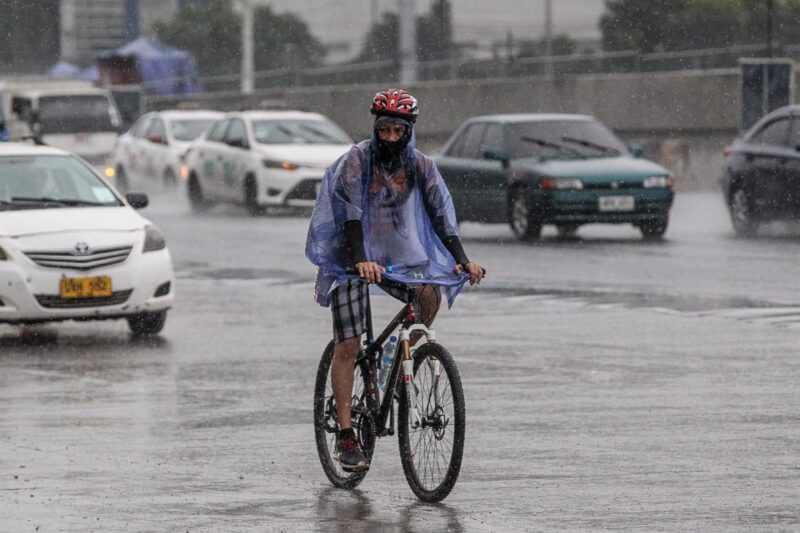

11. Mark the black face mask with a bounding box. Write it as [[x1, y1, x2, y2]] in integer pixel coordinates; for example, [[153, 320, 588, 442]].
[[377, 138, 405, 162]]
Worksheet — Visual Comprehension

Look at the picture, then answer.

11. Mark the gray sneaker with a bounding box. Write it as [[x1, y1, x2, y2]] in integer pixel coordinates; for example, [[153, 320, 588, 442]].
[[335, 432, 369, 472]]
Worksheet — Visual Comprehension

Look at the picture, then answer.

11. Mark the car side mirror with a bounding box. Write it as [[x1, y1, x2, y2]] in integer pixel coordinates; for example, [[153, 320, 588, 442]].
[[227, 137, 248, 149], [147, 133, 166, 145], [795, 143, 800, 152], [628, 144, 643, 158], [484, 148, 510, 167], [125, 192, 149, 209]]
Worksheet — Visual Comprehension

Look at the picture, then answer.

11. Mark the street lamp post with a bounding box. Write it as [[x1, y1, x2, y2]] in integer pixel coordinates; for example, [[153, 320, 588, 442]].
[[240, 0, 254, 94], [766, 0, 774, 57], [543, 0, 553, 75], [399, 0, 417, 84]]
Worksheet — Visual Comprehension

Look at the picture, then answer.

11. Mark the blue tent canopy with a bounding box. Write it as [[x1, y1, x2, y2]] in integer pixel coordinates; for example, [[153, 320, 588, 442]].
[[48, 60, 82, 78], [98, 37, 201, 95]]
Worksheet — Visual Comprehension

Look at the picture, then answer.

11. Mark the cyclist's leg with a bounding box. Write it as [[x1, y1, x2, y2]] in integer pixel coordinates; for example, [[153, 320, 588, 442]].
[[331, 337, 360, 429], [410, 284, 441, 345], [329, 279, 369, 430]]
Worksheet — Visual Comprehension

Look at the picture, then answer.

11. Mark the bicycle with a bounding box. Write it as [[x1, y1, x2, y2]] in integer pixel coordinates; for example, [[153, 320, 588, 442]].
[[313, 272, 477, 503]]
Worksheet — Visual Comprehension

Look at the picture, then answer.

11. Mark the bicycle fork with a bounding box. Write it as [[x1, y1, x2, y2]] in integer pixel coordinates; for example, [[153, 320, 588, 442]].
[[399, 325, 436, 430]]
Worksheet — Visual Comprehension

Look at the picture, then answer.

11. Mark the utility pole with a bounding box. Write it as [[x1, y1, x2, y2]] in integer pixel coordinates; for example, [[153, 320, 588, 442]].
[[240, 0, 255, 94], [399, 0, 417, 85], [766, 0, 774, 57], [543, 0, 553, 75]]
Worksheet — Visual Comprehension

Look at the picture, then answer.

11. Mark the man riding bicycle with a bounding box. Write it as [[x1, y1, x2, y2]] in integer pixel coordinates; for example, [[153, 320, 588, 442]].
[[306, 89, 484, 472]]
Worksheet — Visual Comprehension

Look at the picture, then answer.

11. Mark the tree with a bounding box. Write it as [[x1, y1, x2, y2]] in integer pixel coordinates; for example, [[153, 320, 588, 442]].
[[600, 0, 800, 53], [253, 5, 325, 71], [155, 1, 325, 76], [0, 0, 60, 73], [154, 1, 241, 76], [356, 0, 454, 63]]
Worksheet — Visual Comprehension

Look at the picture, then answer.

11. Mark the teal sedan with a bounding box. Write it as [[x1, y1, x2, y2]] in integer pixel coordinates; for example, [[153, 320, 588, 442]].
[[433, 114, 674, 240]]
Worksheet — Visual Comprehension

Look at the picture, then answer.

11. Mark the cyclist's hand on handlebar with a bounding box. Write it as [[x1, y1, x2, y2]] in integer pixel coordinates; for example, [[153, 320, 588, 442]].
[[454, 262, 485, 286], [356, 261, 385, 284]]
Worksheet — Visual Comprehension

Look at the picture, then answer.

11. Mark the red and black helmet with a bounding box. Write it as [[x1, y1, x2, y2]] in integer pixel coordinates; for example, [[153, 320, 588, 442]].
[[370, 89, 419, 122]]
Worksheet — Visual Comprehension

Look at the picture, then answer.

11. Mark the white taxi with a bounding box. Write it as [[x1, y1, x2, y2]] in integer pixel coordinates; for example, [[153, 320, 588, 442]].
[[182, 110, 352, 214], [107, 109, 222, 189], [0, 143, 174, 335]]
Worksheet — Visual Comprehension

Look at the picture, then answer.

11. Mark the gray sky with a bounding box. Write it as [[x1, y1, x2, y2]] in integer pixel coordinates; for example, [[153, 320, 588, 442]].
[[254, 0, 607, 61]]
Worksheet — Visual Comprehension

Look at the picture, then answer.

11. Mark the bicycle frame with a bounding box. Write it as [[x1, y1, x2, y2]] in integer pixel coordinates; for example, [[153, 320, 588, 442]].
[[355, 279, 435, 437]]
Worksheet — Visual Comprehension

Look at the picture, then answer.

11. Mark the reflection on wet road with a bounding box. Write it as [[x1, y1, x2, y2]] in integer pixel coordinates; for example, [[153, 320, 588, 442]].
[[1, 188, 799, 531]]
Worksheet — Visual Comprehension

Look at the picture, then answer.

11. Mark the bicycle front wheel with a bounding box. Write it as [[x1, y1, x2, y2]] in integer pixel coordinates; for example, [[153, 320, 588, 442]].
[[398, 342, 465, 503], [313, 340, 376, 489]]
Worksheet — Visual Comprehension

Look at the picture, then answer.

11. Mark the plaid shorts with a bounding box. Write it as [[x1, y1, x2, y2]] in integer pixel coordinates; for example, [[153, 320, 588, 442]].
[[331, 279, 412, 343]]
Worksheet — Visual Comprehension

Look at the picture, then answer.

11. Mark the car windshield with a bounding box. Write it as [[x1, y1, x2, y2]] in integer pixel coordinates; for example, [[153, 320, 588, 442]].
[[0, 155, 121, 210], [170, 119, 217, 141], [38, 95, 118, 134], [508, 120, 627, 160], [253, 119, 351, 145]]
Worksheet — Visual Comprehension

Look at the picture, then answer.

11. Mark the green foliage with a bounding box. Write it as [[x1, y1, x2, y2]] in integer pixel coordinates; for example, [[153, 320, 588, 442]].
[[0, 0, 60, 72], [154, 1, 241, 77], [253, 5, 325, 70], [356, 0, 454, 62], [601, 0, 800, 53], [155, 1, 325, 76]]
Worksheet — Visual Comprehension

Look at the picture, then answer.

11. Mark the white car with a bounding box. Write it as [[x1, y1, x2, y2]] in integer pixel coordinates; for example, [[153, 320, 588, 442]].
[[108, 109, 222, 189], [182, 110, 352, 214], [0, 143, 175, 335]]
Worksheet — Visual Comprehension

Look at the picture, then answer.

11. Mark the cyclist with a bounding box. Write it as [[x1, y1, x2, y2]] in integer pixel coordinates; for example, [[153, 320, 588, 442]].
[[306, 89, 484, 472]]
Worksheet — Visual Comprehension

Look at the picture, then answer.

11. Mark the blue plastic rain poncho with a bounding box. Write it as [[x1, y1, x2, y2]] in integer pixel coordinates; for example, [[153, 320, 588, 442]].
[[306, 127, 468, 307]]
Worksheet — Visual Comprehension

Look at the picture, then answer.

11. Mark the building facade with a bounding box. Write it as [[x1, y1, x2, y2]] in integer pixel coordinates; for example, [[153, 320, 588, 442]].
[[60, 0, 179, 65]]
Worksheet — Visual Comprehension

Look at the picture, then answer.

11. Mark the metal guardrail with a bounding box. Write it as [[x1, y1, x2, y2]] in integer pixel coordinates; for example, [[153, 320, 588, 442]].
[[139, 43, 797, 95]]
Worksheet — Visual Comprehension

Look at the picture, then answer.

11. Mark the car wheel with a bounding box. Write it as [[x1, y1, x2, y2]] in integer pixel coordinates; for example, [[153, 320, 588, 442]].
[[188, 173, 212, 213], [164, 168, 177, 188], [509, 188, 542, 241], [244, 174, 264, 216], [729, 187, 759, 236], [556, 223, 579, 238], [116, 165, 129, 192], [639, 216, 669, 240], [127, 310, 167, 336]]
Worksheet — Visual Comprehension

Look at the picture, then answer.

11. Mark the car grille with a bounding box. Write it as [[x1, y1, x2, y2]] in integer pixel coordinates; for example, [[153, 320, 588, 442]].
[[35, 289, 134, 309], [583, 182, 644, 190], [285, 178, 322, 201], [24, 245, 133, 271]]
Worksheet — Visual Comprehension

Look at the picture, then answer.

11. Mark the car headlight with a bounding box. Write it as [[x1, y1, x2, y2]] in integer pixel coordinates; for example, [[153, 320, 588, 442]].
[[143, 225, 166, 253], [263, 159, 299, 170], [643, 175, 673, 188], [540, 177, 583, 190], [180, 164, 189, 180], [104, 166, 116, 178]]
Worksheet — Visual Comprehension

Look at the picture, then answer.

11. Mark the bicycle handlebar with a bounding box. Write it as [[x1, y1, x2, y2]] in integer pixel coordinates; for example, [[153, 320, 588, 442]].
[[344, 264, 486, 283]]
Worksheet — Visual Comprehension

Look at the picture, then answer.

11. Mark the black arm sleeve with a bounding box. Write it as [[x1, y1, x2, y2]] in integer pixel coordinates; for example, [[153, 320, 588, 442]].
[[443, 235, 470, 266], [343, 220, 367, 265]]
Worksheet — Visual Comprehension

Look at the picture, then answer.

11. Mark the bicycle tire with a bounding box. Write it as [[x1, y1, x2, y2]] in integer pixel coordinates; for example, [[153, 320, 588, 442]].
[[397, 342, 465, 503], [313, 340, 376, 489]]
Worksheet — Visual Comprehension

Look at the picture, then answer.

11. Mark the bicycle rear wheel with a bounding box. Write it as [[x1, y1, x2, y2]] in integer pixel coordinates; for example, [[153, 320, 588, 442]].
[[398, 342, 465, 502], [313, 340, 376, 489]]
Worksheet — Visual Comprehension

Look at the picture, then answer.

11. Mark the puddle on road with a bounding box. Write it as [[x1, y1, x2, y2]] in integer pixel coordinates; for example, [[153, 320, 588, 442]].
[[173, 261, 306, 285], [480, 285, 800, 328]]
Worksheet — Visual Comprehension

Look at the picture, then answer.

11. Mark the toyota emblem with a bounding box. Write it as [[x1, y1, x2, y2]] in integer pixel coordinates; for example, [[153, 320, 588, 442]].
[[74, 242, 91, 255]]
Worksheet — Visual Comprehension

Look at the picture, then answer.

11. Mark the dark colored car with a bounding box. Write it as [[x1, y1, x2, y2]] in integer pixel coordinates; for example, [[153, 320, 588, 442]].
[[721, 105, 800, 236], [433, 114, 674, 240]]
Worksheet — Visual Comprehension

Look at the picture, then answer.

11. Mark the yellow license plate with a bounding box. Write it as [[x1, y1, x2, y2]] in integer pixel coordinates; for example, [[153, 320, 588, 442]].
[[59, 276, 113, 299]]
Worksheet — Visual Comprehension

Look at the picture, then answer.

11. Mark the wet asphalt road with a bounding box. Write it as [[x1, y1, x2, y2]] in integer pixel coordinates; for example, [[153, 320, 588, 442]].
[[2, 183, 799, 532]]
